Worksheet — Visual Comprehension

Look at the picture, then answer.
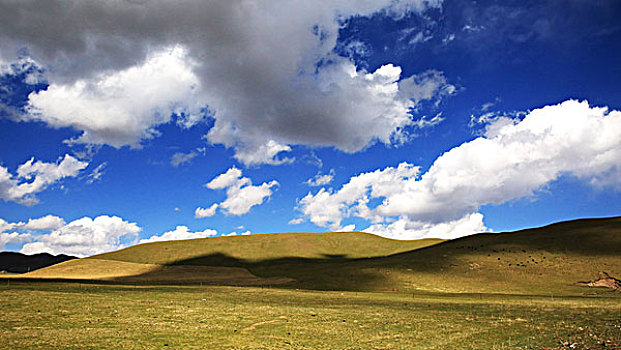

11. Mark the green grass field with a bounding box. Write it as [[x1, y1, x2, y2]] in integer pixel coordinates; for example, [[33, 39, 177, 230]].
[[2, 217, 620, 348], [0, 281, 619, 349]]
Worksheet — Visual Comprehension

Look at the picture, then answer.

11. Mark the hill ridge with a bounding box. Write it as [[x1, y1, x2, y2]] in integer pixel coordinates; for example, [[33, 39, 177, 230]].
[[14, 216, 621, 295]]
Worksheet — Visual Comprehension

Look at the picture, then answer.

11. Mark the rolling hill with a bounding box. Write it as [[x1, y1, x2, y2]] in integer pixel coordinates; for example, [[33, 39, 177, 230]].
[[20, 217, 621, 295], [0, 252, 76, 273], [23, 232, 443, 285]]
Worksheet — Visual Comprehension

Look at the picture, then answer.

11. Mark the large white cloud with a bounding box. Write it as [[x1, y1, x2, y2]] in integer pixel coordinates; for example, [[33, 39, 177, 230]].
[[0, 154, 88, 205], [139, 225, 218, 244], [297, 100, 621, 239], [26, 47, 203, 148], [196, 167, 278, 216], [0, 0, 449, 164], [19, 215, 141, 257]]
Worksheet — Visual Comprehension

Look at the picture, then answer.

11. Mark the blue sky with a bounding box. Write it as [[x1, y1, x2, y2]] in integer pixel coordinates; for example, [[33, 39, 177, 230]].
[[0, 0, 620, 256]]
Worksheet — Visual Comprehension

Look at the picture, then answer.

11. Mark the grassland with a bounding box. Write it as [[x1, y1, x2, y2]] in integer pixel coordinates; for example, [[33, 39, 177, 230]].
[[0, 281, 619, 349], [2, 217, 620, 349]]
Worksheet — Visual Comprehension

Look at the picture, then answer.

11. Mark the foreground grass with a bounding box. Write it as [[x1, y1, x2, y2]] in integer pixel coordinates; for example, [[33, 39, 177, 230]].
[[0, 281, 619, 349]]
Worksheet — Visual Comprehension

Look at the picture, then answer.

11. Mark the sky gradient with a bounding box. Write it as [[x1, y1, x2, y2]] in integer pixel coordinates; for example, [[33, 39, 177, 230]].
[[0, 0, 620, 256]]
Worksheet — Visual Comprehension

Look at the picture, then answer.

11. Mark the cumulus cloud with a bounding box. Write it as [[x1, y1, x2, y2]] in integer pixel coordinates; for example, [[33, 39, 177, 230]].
[[3, 214, 221, 255], [0, 0, 449, 164], [25, 47, 204, 148], [0, 215, 64, 249], [139, 225, 218, 244], [0, 154, 88, 205], [194, 203, 219, 218], [305, 169, 335, 186], [364, 213, 487, 240], [298, 162, 421, 230], [0, 217, 32, 249], [19, 215, 141, 257], [0, 215, 65, 231], [197, 167, 278, 216], [0, 232, 29, 250], [21, 215, 66, 231], [297, 100, 621, 239]]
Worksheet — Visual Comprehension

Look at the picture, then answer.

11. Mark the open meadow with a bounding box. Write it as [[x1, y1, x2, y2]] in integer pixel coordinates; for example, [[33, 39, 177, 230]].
[[1, 217, 620, 349], [0, 281, 619, 350]]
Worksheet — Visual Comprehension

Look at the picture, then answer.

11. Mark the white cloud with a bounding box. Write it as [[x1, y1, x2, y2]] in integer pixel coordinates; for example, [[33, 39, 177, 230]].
[[364, 213, 487, 240], [3, 214, 219, 255], [194, 203, 219, 218], [0, 215, 64, 250], [0, 154, 88, 205], [336, 224, 356, 232], [0, 217, 32, 250], [288, 218, 304, 225], [25, 46, 203, 148], [139, 225, 218, 244], [206, 168, 245, 190], [170, 151, 198, 167], [232, 140, 294, 166], [21, 215, 66, 231], [298, 100, 621, 239], [305, 169, 335, 186], [298, 162, 421, 230], [197, 167, 278, 216], [19, 215, 141, 257], [0, 232, 29, 250], [218, 181, 278, 216], [0, 215, 65, 232], [2, 0, 448, 165]]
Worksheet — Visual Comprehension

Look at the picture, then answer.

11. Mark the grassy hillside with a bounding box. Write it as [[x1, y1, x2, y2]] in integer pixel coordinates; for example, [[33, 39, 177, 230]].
[[92, 231, 443, 264], [21, 232, 442, 285], [276, 217, 621, 294], [19, 217, 621, 295]]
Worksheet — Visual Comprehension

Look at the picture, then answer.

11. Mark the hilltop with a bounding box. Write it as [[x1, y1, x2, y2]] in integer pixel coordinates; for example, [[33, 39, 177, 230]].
[[20, 217, 621, 295]]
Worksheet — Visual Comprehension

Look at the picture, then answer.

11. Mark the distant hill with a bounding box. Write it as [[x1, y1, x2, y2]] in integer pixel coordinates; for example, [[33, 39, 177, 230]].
[[92, 231, 444, 264], [22, 232, 443, 284], [0, 252, 77, 273], [18, 217, 621, 295]]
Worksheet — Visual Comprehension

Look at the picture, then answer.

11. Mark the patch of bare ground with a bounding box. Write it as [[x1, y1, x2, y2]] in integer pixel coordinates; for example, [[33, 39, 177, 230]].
[[575, 271, 621, 291]]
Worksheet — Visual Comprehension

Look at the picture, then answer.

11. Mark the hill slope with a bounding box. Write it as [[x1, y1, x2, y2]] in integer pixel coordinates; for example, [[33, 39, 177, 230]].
[[280, 217, 621, 293], [23, 232, 442, 284], [20, 217, 621, 295], [92, 231, 443, 264]]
